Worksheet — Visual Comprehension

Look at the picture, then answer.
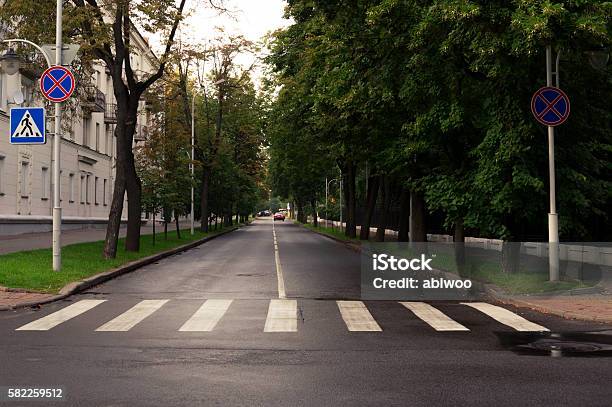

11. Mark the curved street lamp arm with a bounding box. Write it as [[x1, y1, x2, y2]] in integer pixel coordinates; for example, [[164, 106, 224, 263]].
[[2, 38, 53, 68]]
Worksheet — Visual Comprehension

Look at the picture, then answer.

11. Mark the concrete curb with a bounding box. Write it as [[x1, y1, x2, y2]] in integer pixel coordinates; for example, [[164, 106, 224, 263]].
[[0, 225, 243, 311], [298, 222, 611, 324]]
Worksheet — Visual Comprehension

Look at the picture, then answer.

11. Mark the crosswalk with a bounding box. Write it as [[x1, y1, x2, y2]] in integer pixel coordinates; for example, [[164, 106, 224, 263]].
[[14, 299, 550, 333]]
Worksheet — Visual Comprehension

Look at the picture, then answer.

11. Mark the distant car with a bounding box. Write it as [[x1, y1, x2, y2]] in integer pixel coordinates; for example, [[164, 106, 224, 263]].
[[273, 212, 285, 221]]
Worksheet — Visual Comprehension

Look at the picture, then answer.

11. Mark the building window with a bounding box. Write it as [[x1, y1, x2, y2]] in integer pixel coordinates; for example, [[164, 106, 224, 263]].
[[83, 116, 91, 147], [69, 173, 75, 203], [80, 175, 85, 204], [94, 176, 99, 205], [0, 155, 5, 195], [41, 167, 49, 200], [103, 179, 107, 205], [95, 123, 100, 151], [20, 161, 29, 198], [86, 174, 91, 204], [105, 124, 111, 155]]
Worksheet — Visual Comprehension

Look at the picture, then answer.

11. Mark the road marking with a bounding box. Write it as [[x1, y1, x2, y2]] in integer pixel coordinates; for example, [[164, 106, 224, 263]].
[[96, 300, 169, 332], [16, 300, 106, 331], [264, 299, 297, 332], [272, 222, 287, 299], [337, 301, 382, 332], [179, 299, 233, 332], [462, 302, 549, 331], [400, 302, 469, 331]]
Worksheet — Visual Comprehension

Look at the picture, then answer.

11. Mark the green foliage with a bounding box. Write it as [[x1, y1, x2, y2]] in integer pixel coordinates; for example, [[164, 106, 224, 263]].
[[267, 0, 612, 241]]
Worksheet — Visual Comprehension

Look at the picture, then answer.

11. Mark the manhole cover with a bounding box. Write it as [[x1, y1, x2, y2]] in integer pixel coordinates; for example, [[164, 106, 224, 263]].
[[496, 330, 612, 357]]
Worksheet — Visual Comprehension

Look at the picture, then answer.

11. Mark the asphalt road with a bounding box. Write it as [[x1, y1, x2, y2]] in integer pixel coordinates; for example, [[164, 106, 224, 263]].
[[1, 218, 611, 406]]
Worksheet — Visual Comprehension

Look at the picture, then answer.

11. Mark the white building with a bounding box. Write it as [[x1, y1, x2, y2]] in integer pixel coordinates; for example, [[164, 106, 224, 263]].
[[0, 30, 157, 236]]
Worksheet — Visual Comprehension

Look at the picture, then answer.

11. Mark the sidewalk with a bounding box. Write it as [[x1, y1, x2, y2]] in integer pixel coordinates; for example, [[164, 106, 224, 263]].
[[499, 295, 612, 324], [0, 221, 193, 255]]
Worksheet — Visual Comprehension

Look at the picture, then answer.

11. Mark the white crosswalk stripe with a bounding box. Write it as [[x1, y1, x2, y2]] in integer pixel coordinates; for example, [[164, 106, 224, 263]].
[[264, 299, 297, 332], [16, 300, 106, 331], [400, 302, 469, 331], [337, 300, 382, 332], [14, 299, 551, 334], [462, 302, 549, 331], [179, 299, 233, 332], [96, 300, 169, 332]]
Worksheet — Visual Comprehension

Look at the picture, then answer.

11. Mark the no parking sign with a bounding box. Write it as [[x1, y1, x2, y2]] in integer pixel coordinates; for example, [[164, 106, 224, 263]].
[[531, 86, 570, 127], [40, 65, 75, 103]]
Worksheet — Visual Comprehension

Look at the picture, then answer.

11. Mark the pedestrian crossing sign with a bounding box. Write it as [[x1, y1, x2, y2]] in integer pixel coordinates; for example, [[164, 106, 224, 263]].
[[10, 107, 46, 145]]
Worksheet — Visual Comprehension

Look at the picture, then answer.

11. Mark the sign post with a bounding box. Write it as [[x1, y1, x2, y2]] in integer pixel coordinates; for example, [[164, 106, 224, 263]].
[[531, 46, 571, 282], [39, 0, 74, 272]]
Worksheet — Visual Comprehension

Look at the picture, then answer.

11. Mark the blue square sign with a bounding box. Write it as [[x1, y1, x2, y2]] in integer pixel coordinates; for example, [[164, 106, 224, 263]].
[[10, 107, 46, 145]]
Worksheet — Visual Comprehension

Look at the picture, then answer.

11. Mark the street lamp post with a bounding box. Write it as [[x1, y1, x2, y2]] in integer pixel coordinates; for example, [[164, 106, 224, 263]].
[[544, 45, 609, 282], [325, 177, 328, 228], [190, 93, 195, 235], [339, 177, 343, 233], [546, 45, 560, 282], [1, 0, 64, 271], [326, 178, 340, 229], [52, 0, 63, 271]]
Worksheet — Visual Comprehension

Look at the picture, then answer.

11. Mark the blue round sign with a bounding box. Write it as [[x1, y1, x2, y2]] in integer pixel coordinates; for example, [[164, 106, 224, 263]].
[[531, 86, 570, 127], [40, 66, 75, 103]]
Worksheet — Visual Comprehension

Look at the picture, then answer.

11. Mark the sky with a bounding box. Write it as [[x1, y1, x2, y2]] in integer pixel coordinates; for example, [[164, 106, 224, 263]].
[[155, 0, 293, 86]]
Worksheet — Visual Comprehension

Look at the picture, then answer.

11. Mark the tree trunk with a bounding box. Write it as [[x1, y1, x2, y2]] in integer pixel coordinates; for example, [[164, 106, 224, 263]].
[[125, 151, 141, 251], [311, 199, 318, 227], [103, 168, 126, 258], [175, 214, 181, 239], [103, 109, 128, 259], [123, 99, 142, 252], [398, 188, 410, 242], [376, 175, 391, 242], [409, 191, 427, 242], [164, 218, 168, 240], [343, 161, 357, 238], [200, 166, 211, 232], [454, 218, 465, 275], [360, 174, 380, 240], [152, 211, 156, 246], [454, 218, 465, 242], [297, 200, 306, 223]]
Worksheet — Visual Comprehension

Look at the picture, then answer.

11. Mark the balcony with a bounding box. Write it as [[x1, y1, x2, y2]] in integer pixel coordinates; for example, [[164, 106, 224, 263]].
[[82, 85, 106, 114], [104, 103, 117, 124]]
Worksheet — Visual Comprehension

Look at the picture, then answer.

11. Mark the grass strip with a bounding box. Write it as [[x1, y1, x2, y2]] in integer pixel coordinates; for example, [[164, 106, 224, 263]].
[[0, 227, 234, 293]]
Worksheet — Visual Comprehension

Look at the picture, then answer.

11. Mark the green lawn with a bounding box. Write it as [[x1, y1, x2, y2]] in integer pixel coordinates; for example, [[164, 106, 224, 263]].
[[0, 226, 234, 294], [300, 223, 588, 295], [299, 222, 361, 242]]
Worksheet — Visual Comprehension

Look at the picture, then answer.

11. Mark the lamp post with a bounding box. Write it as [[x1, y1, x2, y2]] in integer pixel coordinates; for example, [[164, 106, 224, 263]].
[[326, 178, 340, 229], [544, 45, 608, 282], [545, 45, 560, 282], [1, 0, 64, 271], [190, 92, 195, 235], [52, 0, 63, 272]]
